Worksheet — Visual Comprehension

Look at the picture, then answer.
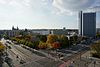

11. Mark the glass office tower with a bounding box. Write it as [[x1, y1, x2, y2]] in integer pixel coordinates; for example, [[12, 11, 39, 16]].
[[79, 11, 96, 37]]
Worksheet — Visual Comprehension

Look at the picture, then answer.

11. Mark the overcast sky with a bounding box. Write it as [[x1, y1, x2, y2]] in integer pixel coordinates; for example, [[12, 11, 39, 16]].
[[0, 0, 100, 30]]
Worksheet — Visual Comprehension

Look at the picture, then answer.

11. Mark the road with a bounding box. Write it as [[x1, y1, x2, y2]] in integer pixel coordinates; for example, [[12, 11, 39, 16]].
[[1, 38, 45, 67], [1, 38, 62, 67], [1, 38, 99, 67]]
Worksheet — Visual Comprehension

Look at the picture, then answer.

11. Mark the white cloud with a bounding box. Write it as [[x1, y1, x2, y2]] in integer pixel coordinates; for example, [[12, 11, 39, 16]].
[[0, 0, 37, 25], [0, 0, 31, 8], [52, 0, 100, 15], [0, 0, 49, 27]]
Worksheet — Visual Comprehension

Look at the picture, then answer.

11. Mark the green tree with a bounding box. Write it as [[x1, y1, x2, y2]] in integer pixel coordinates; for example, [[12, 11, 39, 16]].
[[3, 34, 9, 39], [28, 42, 34, 48], [32, 41, 39, 49], [59, 35, 69, 48], [72, 35, 78, 45], [69, 35, 78, 45], [96, 33, 100, 38], [36, 35, 47, 42]]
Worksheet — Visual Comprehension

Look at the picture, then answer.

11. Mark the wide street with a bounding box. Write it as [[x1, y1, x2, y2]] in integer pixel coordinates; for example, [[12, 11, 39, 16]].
[[1, 38, 62, 67], [0, 38, 100, 67]]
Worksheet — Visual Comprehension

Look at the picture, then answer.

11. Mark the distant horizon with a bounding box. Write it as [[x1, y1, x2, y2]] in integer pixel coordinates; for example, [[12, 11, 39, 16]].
[[0, 27, 79, 30], [0, 26, 100, 30]]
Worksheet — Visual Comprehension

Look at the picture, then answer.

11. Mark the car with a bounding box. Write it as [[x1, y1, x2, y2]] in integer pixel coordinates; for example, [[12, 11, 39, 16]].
[[8, 46, 11, 49], [20, 60, 26, 64], [6, 41, 11, 44]]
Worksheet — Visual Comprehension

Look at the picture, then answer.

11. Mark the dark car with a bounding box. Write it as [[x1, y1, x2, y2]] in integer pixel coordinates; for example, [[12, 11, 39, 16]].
[[20, 60, 26, 64], [8, 46, 11, 49]]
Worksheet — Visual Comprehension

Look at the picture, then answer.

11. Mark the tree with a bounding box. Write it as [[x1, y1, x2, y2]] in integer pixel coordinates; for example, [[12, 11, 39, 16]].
[[0, 42, 5, 52], [46, 34, 58, 48], [58, 35, 69, 48], [96, 33, 100, 38], [28, 42, 34, 48], [72, 35, 78, 45], [32, 41, 39, 49], [38, 41, 47, 49], [19, 31, 26, 36], [36, 35, 47, 42], [20, 39, 26, 44], [3, 34, 9, 39], [91, 41, 100, 58], [24, 41, 29, 46], [25, 35, 32, 41], [46, 34, 58, 44], [51, 42, 60, 49], [70, 35, 78, 45]]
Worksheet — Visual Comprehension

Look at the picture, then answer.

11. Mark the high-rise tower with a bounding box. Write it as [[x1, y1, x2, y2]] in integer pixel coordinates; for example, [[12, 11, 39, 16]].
[[79, 11, 96, 37], [79, 11, 82, 35]]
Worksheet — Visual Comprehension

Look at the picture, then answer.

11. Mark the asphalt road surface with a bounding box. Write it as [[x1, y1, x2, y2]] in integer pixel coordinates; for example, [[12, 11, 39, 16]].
[[1, 39, 62, 67]]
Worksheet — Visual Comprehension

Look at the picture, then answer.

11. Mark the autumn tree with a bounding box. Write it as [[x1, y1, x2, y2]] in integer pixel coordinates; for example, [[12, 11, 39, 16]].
[[51, 42, 60, 49], [46, 34, 58, 48], [46, 34, 58, 44], [38, 41, 47, 49], [91, 41, 100, 58], [0, 42, 5, 52]]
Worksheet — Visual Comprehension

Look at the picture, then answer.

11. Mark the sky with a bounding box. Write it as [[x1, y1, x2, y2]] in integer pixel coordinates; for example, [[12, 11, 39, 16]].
[[0, 0, 100, 30]]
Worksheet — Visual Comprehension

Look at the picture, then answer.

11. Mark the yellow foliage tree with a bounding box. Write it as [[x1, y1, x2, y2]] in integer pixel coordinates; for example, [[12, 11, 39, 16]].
[[46, 34, 58, 44], [91, 41, 100, 58], [46, 34, 58, 48], [38, 41, 47, 49], [0, 42, 5, 52]]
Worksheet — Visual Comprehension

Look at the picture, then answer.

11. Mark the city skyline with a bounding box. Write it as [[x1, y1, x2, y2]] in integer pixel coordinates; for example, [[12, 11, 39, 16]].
[[0, 0, 100, 30]]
